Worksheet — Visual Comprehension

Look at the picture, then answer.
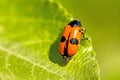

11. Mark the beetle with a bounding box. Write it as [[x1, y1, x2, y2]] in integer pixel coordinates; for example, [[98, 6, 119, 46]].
[[58, 20, 86, 62]]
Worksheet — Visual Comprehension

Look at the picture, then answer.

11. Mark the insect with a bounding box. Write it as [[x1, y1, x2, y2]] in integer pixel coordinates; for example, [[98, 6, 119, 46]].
[[58, 20, 86, 62]]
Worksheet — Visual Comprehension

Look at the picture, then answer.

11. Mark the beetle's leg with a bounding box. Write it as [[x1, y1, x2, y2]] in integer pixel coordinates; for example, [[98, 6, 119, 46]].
[[81, 28, 88, 40], [63, 56, 71, 63]]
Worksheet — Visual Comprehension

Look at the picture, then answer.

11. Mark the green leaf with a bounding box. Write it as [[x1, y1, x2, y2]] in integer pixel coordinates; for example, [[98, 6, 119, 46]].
[[0, 0, 100, 80]]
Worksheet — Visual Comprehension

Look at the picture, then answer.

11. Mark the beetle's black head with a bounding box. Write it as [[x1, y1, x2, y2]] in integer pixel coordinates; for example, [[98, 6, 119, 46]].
[[68, 20, 81, 27]]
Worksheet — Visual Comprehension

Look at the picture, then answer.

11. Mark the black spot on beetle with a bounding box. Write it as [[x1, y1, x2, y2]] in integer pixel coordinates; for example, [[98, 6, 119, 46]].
[[60, 36, 66, 42], [70, 38, 78, 45], [79, 29, 81, 32]]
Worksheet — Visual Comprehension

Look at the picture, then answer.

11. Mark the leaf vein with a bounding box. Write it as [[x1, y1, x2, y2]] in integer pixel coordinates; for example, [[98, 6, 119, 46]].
[[0, 46, 64, 79]]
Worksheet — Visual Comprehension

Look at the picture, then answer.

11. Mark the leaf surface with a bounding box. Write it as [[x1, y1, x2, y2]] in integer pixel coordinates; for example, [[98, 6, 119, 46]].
[[0, 0, 100, 80]]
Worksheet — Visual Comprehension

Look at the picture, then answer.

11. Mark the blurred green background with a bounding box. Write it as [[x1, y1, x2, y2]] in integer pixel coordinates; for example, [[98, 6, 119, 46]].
[[55, 0, 120, 80]]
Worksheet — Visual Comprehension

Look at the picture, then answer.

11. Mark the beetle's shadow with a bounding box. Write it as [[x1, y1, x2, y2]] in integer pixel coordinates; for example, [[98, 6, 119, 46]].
[[49, 36, 67, 66]]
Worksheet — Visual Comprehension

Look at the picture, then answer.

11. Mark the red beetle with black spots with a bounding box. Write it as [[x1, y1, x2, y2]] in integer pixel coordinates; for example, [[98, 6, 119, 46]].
[[59, 20, 86, 62]]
